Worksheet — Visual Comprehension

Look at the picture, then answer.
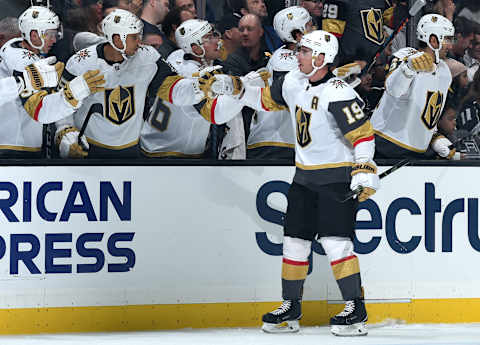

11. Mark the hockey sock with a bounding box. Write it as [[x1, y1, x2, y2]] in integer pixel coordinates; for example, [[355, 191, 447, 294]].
[[281, 236, 311, 300], [320, 237, 362, 300]]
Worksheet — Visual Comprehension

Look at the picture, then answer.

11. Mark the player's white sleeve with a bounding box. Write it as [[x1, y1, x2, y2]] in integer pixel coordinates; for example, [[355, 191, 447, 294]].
[[385, 62, 415, 98], [240, 84, 287, 112], [0, 76, 21, 107], [169, 78, 205, 106], [21, 89, 77, 124], [209, 95, 245, 124]]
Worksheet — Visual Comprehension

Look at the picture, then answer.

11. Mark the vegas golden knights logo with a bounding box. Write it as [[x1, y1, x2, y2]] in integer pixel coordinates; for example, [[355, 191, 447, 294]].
[[421, 91, 444, 129], [295, 106, 312, 147], [104, 86, 135, 125], [360, 8, 385, 45]]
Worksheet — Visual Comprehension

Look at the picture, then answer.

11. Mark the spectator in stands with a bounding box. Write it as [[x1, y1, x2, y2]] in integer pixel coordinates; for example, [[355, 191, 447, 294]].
[[141, 0, 169, 38], [220, 14, 271, 158], [457, 68, 480, 133], [299, 0, 322, 28], [172, 0, 198, 18], [157, 7, 194, 58], [121, 0, 144, 17], [429, 100, 461, 160], [0, 17, 20, 48], [445, 58, 469, 108], [216, 12, 241, 60], [430, 0, 456, 22], [464, 29, 480, 81], [237, 0, 282, 53], [449, 17, 475, 63], [143, 32, 164, 50]]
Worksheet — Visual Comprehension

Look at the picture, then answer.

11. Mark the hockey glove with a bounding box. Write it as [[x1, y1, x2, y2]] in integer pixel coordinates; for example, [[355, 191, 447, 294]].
[[195, 66, 223, 99], [333, 62, 362, 88], [431, 134, 460, 160], [240, 68, 271, 87], [210, 74, 244, 98], [55, 125, 89, 158], [350, 161, 380, 202], [22, 56, 64, 93], [406, 52, 434, 73], [62, 70, 106, 108]]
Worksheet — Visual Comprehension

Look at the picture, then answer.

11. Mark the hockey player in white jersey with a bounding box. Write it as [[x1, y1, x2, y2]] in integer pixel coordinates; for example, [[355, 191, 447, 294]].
[[247, 6, 312, 160], [0, 57, 62, 107], [0, 5, 105, 157], [370, 14, 454, 159], [211, 30, 379, 336], [140, 19, 243, 158], [55, 10, 216, 159]]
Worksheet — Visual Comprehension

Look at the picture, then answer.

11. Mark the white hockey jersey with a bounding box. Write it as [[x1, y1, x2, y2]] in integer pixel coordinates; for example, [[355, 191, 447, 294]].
[[370, 47, 452, 153], [247, 46, 295, 150], [0, 76, 19, 107], [0, 38, 74, 154], [57, 43, 202, 151], [241, 70, 374, 186], [140, 49, 211, 157]]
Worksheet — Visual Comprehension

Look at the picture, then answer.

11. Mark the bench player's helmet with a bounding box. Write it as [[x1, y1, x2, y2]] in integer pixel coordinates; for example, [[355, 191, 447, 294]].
[[102, 9, 143, 58], [18, 6, 62, 52], [175, 19, 214, 58], [417, 14, 454, 62], [273, 6, 311, 44], [299, 30, 338, 77]]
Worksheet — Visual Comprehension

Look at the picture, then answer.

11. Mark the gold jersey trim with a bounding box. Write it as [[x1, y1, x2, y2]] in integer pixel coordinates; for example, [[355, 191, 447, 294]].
[[86, 137, 139, 150], [374, 130, 427, 153], [23, 90, 48, 119], [261, 86, 287, 112], [156, 75, 184, 103], [141, 149, 204, 158], [295, 161, 353, 170], [322, 18, 346, 36], [344, 121, 374, 146], [247, 142, 295, 149], [0, 145, 41, 152]]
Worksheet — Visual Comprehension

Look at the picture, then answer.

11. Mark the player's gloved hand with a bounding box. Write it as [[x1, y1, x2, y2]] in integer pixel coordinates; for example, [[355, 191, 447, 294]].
[[210, 74, 244, 98], [55, 125, 89, 158], [194, 65, 223, 99], [333, 62, 362, 87], [240, 68, 271, 87], [350, 160, 380, 202], [62, 70, 106, 108], [406, 52, 434, 73], [22, 56, 65, 92], [431, 134, 459, 160]]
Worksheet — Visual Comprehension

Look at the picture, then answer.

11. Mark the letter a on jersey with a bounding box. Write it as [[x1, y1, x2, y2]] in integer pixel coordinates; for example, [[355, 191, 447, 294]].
[[105, 86, 136, 125], [295, 106, 312, 148], [360, 9, 385, 45], [421, 91, 444, 129]]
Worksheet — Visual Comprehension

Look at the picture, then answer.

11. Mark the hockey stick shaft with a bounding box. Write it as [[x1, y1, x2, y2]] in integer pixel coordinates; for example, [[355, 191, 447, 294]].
[[364, 0, 427, 74], [342, 158, 410, 202]]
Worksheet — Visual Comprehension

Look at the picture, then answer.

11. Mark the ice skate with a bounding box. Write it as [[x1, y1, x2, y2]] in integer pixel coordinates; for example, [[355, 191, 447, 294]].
[[261, 300, 302, 333], [330, 298, 368, 336]]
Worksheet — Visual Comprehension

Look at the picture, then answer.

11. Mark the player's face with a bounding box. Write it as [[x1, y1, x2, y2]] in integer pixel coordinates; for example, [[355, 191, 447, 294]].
[[302, 0, 323, 18], [297, 46, 314, 74], [202, 31, 221, 60], [125, 33, 141, 56], [439, 36, 454, 59]]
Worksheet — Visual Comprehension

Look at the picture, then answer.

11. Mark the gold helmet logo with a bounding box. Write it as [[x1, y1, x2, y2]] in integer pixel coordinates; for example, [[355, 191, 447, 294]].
[[421, 91, 444, 129], [325, 34, 330, 42], [287, 13, 293, 20], [432, 16, 438, 23], [360, 8, 385, 45], [32, 11, 39, 19], [180, 27, 185, 36], [114, 16, 121, 23]]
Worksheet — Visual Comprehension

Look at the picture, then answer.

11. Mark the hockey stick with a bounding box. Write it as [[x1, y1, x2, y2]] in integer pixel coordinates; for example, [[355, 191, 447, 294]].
[[77, 103, 102, 146], [341, 158, 410, 202], [363, 0, 427, 75]]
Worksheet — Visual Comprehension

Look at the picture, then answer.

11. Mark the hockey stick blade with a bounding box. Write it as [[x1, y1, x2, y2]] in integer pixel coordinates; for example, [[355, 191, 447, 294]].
[[342, 159, 410, 202]]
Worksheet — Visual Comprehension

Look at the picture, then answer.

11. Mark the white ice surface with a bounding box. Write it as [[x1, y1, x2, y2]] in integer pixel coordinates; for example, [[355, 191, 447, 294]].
[[1, 323, 480, 345]]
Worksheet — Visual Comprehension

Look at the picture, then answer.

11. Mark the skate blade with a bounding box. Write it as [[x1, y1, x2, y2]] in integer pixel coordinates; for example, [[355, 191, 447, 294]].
[[262, 320, 300, 333], [331, 322, 368, 337]]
